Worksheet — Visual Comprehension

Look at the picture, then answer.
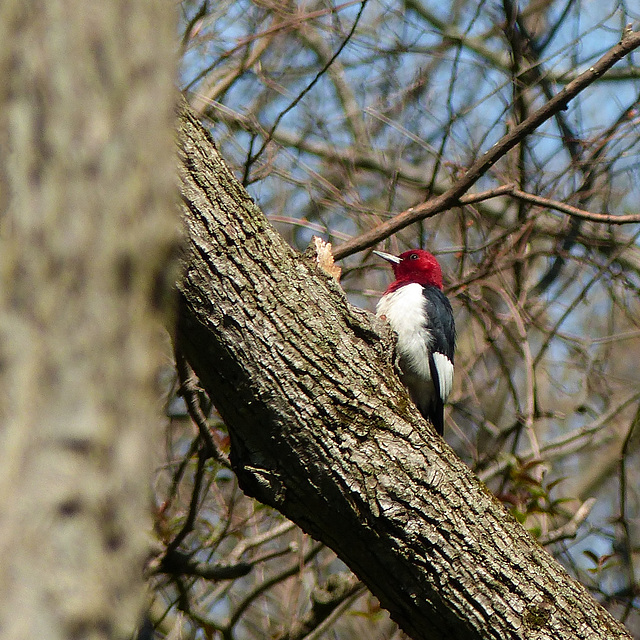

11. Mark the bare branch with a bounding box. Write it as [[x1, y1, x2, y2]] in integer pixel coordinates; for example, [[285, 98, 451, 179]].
[[175, 348, 229, 465], [333, 28, 640, 260], [159, 549, 252, 581], [277, 574, 364, 640], [247, 0, 370, 169], [509, 187, 640, 225], [538, 498, 597, 546]]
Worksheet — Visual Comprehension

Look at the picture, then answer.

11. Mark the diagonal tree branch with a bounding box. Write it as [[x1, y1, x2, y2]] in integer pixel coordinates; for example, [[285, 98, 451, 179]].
[[332, 28, 640, 260]]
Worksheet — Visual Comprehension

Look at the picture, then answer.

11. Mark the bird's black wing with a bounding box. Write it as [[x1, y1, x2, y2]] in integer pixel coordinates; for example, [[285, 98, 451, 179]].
[[422, 286, 456, 435], [422, 287, 456, 362]]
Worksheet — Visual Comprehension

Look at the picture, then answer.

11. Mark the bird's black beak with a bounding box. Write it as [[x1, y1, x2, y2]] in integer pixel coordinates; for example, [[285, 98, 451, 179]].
[[373, 250, 401, 264]]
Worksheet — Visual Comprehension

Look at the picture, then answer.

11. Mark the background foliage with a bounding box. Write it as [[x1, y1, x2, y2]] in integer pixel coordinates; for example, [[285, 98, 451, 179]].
[[151, 1, 640, 637]]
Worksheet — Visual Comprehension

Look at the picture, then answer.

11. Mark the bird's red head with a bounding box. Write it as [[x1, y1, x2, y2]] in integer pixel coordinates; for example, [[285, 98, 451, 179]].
[[375, 249, 443, 291]]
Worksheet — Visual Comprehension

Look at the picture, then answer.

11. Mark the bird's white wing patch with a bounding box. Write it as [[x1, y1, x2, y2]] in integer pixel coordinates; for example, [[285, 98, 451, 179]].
[[432, 352, 454, 401]]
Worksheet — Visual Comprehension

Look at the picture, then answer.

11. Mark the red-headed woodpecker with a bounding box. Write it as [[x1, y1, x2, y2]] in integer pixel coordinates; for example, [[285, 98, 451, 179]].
[[375, 249, 456, 435]]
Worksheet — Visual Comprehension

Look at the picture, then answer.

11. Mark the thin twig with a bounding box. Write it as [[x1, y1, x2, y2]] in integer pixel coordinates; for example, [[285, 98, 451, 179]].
[[223, 543, 324, 635], [482, 280, 542, 476], [509, 187, 640, 224], [618, 404, 640, 623], [180, 0, 208, 52], [159, 548, 252, 581], [282, 577, 365, 640], [175, 348, 229, 465], [247, 0, 369, 169], [187, 0, 364, 94], [300, 585, 367, 640], [160, 435, 200, 516], [538, 498, 597, 546], [164, 447, 208, 557], [479, 391, 640, 483]]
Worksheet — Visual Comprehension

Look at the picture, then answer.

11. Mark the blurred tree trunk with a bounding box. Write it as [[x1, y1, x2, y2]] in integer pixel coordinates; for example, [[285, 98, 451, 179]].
[[176, 100, 632, 640], [0, 2, 177, 638]]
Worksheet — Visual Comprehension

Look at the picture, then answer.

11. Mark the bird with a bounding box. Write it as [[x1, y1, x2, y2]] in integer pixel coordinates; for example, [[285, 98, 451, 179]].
[[375, 249, 456, 435]]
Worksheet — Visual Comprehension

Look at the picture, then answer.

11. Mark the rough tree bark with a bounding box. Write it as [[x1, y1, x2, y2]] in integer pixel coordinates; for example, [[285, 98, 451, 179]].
[[0, 2, 177, 638], [175, 103, 631, 639]]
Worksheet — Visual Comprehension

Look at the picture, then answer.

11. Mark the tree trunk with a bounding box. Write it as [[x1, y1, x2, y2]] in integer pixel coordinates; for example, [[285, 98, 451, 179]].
[[176, 101, 631, 640], [0, 2, 177, 638]]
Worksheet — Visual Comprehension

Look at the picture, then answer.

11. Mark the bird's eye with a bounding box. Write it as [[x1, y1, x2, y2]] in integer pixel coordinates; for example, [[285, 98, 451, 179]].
[[409, 253, 419, 260]]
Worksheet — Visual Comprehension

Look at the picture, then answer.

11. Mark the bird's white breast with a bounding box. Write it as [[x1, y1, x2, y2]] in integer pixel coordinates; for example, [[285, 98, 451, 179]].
[[376, 283, 432, 381]]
